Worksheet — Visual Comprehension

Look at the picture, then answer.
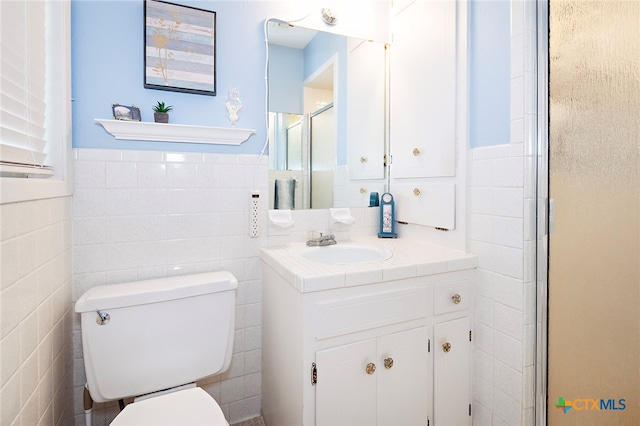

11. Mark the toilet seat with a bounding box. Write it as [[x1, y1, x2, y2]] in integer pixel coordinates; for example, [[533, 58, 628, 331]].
[[110, 387, 228, 426]]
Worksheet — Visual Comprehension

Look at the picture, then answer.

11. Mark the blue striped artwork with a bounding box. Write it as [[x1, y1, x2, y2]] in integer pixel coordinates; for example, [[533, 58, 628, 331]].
[[144, 0, 216, 96]]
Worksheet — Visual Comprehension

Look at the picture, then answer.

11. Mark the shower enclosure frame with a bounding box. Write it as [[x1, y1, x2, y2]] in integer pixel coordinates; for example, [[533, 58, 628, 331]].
[[534, 0, 549, 424]]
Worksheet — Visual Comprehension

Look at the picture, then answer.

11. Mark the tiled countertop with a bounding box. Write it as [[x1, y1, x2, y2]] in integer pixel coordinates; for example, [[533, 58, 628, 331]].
[[260, 236, 477, 293]]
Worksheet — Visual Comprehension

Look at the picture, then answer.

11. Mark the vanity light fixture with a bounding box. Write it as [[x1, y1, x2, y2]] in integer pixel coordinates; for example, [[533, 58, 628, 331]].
[[321, 8, 338, 25]]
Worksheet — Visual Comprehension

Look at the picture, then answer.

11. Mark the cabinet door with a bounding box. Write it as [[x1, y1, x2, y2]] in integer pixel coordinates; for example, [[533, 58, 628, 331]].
[[347, 39, 386, 180], [377, 327, 430, 426], [433, 318, 471, 426], [316, 339, 377, 426], [390, 0, 457, 178]]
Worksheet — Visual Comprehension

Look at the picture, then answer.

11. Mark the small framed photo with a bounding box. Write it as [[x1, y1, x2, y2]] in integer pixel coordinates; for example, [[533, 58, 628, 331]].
[[112, 103, 142, 121]]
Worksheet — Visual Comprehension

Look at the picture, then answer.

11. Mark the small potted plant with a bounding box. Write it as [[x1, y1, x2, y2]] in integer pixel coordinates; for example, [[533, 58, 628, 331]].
[[153, 101, 173, 123]]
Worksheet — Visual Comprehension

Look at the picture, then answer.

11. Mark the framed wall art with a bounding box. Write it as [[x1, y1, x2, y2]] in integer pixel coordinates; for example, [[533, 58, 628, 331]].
[[144, 0, 216, 96]]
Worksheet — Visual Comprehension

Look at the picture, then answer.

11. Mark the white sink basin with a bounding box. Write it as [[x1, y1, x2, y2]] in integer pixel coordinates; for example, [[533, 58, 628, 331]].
[[294, 244, 393, 264]]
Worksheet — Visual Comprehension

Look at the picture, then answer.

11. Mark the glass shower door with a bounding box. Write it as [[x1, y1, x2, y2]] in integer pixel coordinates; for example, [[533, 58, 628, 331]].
[[548, 1, 640, 424], [309, 104, 335, 209]]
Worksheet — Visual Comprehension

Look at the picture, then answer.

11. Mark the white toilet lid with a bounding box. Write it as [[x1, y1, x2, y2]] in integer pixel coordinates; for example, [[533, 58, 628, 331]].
[[110, 387, 228, 426]]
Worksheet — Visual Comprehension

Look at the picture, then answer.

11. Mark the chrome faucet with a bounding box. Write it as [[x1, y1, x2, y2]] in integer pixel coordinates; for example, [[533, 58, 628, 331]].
[[306, 231, 337, 247]]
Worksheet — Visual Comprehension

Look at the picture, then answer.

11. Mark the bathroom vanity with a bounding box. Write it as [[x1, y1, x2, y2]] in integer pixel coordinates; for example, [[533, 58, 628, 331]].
[[261, 238, 476, 426]]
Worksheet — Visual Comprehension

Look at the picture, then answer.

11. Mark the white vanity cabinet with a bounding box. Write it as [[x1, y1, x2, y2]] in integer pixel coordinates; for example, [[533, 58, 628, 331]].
[[434, 318, 471, 426], [316, 327, 430, 426], [433, 279, 472, 426], [261, 246, 474, 426]]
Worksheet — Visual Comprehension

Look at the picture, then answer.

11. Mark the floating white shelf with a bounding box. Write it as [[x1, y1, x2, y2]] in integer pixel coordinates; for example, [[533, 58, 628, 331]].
[[95, 119, 255, 145]]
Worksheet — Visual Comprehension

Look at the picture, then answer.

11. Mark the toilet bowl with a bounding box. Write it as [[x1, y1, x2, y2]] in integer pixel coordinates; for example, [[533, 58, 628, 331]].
[[111, 387, 227, 426], [75, 271, 237, 426]]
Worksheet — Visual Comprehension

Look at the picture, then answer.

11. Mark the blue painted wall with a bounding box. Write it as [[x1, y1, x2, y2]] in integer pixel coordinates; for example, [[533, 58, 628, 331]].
[[72, 0, 277, 154], [71, 0, 390, 155], [268, 44, 303, 114], [469, 0, 511, 148], [72, 1, 509, 153]]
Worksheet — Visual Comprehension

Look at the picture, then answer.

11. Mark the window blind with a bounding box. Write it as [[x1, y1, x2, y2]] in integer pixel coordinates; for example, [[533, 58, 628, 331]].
[[0, 0, 53, 177]]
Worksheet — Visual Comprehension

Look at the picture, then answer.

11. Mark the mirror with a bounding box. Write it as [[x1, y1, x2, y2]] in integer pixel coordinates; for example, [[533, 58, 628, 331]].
[[267, 20, 388, 210]]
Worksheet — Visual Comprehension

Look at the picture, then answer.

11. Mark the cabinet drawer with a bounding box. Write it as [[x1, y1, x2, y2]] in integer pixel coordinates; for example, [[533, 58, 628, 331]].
[[314, 288, 430, 340], [434, 280, 470, 315]]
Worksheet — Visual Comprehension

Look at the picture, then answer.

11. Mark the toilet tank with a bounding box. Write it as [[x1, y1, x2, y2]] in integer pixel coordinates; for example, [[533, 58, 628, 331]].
[[75, 271, 237, 403]]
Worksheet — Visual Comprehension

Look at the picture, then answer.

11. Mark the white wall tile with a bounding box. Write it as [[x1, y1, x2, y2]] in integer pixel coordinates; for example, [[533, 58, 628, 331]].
[[122, 150, 163, 162], [469, 187, 493, 215], [470, 159, 495, 187], [1, 239, 19, 291], [493, 245, 523, 280], [73, 245, 106, 274], [468, 240, 495, 272], [474, 270, 495, 299], [474, 323, 494, 355], [1, 197, 73, 426], [510, 33, 524, 79], [137, 162, 166, 188], [72, 149, 270, 423], [493, 388, 523, 426], [196, 163, 223, 188], [473, 374, 493, 409], [244, 372, 261, 398], [18, 273, 39, 323], [220, 377, 245, 404], [229, 396, 261, 425], [473, 401, 492, 426], [20, 312, 39, 362], [1, 328, 20, 384], [494, 157, 524, 188], [492, 216, 523, 248], [74, 161, 106, 188], [167, 189, 204, 214], [105, 188, 138, 216], [491, 272, 523, 310], [510, 118, 525, 144], [2, 284, 21, 338], [166, 163, 197, 188], [468, 1, 537, 423], [493, 331, 523, 372], [137, 189, 168, 215], [73, 189, 106, 217], [106, 162, 137, 188], [76, 148, 122, 161], [510, 76, 524, 121], [493, 302, 523, 341], [474, 348, 494, 381], [245, 326, 261, 351], [474, 295, 493, 327], [1, 370, 20, 424], [493, 187, 523, 218]]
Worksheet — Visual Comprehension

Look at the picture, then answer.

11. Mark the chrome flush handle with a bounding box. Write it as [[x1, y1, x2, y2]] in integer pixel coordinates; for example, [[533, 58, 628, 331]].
[[96, 310, 110, 325]]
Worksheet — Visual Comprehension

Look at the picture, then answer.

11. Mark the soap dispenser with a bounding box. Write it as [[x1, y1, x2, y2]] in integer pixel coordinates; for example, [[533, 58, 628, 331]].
[[378, 192, 397, 238]]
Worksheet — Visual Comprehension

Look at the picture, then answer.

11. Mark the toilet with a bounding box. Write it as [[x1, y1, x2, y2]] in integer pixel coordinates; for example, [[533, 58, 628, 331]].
[[75, 271, 238, 425]]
